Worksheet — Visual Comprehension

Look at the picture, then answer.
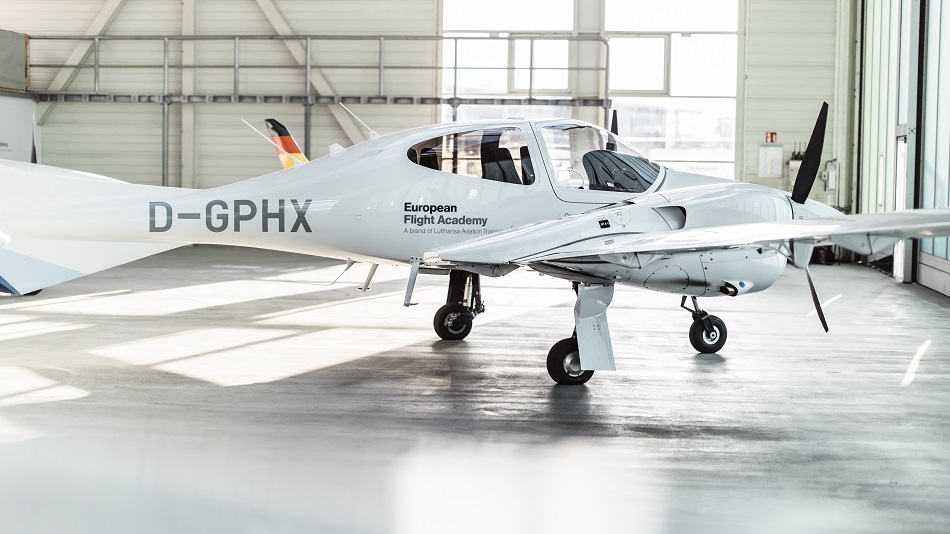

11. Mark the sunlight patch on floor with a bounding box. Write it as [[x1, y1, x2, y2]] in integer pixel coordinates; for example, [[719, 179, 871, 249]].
[[0, 290, 129, 311], [20, 281, 323, 316], [0, 321, 91, 342], [0, 367, 90, 425], [153, 327, 434, 386], [88, 327, 301, 366], [0, 386, 89, 408]]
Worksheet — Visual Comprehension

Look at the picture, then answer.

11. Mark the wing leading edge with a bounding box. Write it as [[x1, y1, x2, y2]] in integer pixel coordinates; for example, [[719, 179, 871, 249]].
[[428, 208, 950, 267]]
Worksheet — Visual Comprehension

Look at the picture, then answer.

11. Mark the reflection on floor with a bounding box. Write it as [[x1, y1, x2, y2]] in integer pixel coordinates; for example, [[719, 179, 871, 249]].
[[0, 245, 948, 533]]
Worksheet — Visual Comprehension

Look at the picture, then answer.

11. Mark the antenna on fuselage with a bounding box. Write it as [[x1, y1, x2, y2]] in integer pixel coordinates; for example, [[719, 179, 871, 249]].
[[339, 103, 380, 140], [606, 109, 619, 151]]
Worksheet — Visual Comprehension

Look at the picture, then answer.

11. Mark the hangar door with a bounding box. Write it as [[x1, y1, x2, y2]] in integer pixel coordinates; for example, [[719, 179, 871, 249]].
[[919, 0, 950, 296]]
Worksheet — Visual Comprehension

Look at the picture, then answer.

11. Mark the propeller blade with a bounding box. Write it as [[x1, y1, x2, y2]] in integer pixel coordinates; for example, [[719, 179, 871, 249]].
[[610, 109, 619, 136], [805, 266, 829, 333], [791, 101, 829, 204]]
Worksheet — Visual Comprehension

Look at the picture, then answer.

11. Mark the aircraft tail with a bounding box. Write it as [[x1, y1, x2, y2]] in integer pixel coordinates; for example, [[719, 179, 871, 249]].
[[0, 160, 188, 295], [265, 119, 308, 170]]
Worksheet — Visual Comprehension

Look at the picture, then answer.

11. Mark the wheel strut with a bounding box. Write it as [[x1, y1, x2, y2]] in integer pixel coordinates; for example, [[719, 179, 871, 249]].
[[447, 270, 484, 318], [680, 296, 715, 335], [433, 270, 484, 340]]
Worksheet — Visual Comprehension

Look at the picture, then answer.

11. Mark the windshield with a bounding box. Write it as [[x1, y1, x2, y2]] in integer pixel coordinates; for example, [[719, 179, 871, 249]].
[[539, 122, 663, 193]]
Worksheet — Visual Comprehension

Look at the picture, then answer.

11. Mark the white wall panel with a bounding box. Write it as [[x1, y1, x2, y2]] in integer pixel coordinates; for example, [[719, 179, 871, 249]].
[[858, 0, 901, 215], [0, 96, 38, 162], [40, 103, 181, 186], [4, 0, 439, 187], [1, 1, 108, 35], [107, 0, 182, 35], [742, 0, 844, 207]]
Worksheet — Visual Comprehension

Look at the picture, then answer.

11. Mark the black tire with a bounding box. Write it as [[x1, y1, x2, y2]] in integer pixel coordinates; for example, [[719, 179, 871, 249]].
[[689, 315, 727, 353], [433, 303, 473, 340], [546, 337, 594, 385], [25, 289, 42, 296]]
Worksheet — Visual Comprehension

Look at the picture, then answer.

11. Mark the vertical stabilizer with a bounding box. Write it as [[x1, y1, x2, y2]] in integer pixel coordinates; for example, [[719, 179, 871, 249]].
[[265, 119, 308, 170]]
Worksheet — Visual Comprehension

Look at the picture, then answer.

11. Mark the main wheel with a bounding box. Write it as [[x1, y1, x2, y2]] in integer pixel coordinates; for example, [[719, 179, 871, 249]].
[[546, 337, 594, 385], [25, 289, 42, 296], [688, 315, 727, 353], [433, 303, 473, 340]]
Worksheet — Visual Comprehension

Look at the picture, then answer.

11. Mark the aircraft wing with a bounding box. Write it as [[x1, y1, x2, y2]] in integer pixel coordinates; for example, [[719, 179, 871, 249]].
[[427, 208, 950, 266]]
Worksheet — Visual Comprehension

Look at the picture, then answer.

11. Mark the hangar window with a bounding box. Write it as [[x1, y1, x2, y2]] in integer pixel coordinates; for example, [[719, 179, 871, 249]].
[[407, 128, 534, 186], [605, 0, 739, 179], [540, 122, 660, 193]]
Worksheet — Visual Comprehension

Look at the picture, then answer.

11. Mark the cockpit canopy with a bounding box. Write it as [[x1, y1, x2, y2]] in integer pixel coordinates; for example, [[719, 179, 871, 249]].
[[407, 127, 534, 186], [404, 120, 662, 194], [538, 121, 661, 194]]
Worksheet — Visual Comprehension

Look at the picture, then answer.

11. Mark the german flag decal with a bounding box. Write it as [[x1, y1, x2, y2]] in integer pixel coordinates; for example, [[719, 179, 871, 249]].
[[264, 118, 308, 169]]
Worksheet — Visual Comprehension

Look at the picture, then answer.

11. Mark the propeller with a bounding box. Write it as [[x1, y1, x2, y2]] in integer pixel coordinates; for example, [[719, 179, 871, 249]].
[[792, 239, 829, 332], [805, 266, 829, 332], [791, 102, 829, 204]]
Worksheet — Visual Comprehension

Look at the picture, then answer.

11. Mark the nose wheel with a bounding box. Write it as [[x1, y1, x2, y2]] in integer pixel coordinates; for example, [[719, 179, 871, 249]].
[[433, 270, 483, 341], [433, 303, 473, 340], [681, 296, 728, 353]]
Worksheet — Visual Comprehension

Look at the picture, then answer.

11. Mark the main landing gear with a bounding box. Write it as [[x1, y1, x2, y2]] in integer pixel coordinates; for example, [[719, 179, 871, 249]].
[[433, 270, 484, 340], [546, 336, 594, 386], [545, 282, 609, 386], [681, 296, 727, 353]]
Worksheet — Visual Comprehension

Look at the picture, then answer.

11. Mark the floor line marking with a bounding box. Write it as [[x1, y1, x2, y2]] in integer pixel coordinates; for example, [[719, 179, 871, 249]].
[[901, 340, 932, 387], [806, 294, 842, 316]]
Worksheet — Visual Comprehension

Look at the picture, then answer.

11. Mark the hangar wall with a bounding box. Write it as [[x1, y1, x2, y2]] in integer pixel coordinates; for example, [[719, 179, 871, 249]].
[[0, 95, 38, 163], [6, 0, 858, 198], [3, 0, 440, 187], [741, 0, 854, 208]]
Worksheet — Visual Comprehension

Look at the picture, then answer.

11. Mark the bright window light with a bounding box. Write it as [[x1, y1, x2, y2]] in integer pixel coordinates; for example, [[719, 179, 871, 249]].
[[514, 40, 569, 91], [671, 34, 738, 97], [609, 38, 666, 92], [612, 97, 737, 178], [444, 0, 573, 31], [443, 35, 508, 95], [605, 0, 739, 32]]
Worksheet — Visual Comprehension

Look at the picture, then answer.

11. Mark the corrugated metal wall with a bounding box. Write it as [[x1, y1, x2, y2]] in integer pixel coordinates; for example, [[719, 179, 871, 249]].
[[742, 0, 850, 207], [857, 0, 901, 215], [5, 0, 439, 187]]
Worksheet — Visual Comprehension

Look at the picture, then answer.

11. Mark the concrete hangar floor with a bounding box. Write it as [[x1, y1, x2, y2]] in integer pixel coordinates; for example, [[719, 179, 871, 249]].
[[0, 245, 947, 533]]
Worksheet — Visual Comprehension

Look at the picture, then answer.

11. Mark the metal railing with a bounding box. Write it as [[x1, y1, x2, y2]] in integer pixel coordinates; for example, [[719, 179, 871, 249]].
[[26, 34, 611, 186], [27, 34, 610, 107]]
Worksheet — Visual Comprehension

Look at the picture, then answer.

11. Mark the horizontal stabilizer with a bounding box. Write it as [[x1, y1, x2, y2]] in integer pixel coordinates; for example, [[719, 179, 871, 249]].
[[0, 159, 190, 295], [0, 237, 181, 295]]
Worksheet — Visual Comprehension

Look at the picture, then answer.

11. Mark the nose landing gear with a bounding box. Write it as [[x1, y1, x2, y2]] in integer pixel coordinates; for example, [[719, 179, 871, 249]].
[[681, 296, 727, 353], [433, 270, 484, 340]]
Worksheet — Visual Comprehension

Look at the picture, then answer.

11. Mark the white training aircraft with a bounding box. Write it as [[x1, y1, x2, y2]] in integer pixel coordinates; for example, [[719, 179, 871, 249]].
[[1, 103, 949, 385]]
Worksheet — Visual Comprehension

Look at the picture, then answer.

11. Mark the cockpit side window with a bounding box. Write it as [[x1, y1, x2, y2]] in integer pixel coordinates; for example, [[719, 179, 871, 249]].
[[407, 128, 534, 185], [540, 123, 660, 193]]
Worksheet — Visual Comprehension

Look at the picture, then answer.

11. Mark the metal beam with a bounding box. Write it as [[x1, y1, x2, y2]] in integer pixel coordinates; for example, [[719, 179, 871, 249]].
[[33, 93, 610, 108], [181, 0, 197, 189], [36, 0, 128, 125], [253, 0, 367, 145]]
